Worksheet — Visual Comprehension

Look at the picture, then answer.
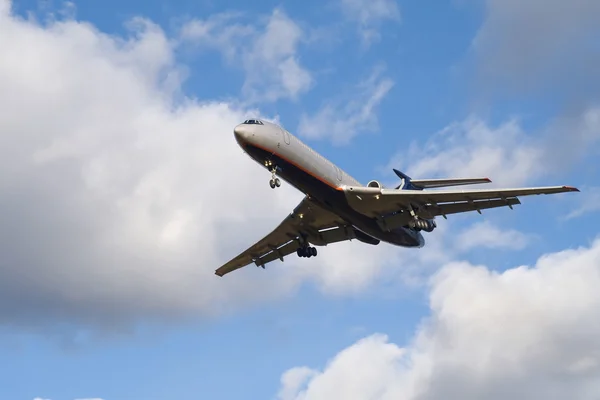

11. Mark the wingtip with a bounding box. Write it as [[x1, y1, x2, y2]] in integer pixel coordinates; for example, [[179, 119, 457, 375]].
[[564, 186, 580, 192], [215, 270, 224, 277], [484, 177, 492, 182]]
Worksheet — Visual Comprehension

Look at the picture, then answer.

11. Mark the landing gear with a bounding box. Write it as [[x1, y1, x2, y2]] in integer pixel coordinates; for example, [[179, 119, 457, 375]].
[[409, 218, 436, 232], [265, 159, 281, 189], [269, 177, 281, 189], [409, 219, 426, 229], [297, 246, 317, 258]]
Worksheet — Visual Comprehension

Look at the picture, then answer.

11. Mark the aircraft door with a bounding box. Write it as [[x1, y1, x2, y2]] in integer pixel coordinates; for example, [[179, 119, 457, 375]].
[[282, 129, 291, 145], [335, 166, 342, 181]]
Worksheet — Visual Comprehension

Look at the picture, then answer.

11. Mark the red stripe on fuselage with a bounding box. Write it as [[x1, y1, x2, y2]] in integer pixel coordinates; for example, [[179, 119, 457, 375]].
[[242, 142, 344, 192]]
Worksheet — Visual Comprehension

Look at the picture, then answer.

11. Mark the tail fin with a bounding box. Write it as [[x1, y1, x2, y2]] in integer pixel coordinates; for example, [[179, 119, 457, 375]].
[[393, 169, 491, 190], [393, 169, 422, 190]]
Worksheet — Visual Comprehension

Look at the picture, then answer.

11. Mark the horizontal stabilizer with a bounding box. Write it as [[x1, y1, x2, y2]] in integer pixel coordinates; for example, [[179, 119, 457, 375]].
[[409, 177, 491, 189]]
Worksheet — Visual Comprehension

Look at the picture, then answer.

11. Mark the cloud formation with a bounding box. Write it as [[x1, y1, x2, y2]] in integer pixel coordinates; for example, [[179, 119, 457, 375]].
[[0, 4, 320, 333], [0, 1, 578, 339], [0, 4, 427, 335], [298, 65, 394, 145], [387, 111, 599, 187], [453, 220, 532, 252], [278, 238, 600, 399], [473, 0, 600, 102], [387, 116, 545, 186], [180, 8, 313, 103], [339, 0, 400, 47]]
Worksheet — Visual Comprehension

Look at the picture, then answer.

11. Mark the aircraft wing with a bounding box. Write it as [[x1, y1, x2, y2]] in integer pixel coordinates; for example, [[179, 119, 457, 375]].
[[344, 185, 580, 219], [215, 196, 352, 277]]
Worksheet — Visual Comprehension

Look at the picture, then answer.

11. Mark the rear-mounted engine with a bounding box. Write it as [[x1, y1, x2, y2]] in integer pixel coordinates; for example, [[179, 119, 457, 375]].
[[367, 180, 384, 189]]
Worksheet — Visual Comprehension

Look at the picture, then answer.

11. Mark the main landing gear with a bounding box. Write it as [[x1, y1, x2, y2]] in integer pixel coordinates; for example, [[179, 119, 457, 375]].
[[265, 159, 281, 189], [297, 246, 317, 258], [408, 218, 436, 232]]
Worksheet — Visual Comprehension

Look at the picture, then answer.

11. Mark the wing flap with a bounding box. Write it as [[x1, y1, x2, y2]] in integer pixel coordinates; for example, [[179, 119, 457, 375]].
[[419, 197, 521, 218], [318, 225, 357, 244], [378, 198, 521, 230], [343, 185, 579, 217], [251, 239, 301, 268]]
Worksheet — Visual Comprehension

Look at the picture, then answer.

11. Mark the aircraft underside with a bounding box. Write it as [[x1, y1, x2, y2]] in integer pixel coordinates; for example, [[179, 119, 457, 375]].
[[215, 119, 578, 277], [243, 144, 426, 252]]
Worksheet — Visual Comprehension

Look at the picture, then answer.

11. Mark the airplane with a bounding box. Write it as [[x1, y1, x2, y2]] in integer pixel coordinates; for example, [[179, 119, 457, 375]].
[[215, 118, 580, 277]]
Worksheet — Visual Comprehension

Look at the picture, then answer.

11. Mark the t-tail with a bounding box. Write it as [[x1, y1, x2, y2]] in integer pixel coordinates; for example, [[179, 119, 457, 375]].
[[393, 169, 492, 190]]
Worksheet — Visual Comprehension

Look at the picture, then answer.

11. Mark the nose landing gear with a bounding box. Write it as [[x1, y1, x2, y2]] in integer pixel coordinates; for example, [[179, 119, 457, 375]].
[[269, 177, 281, 189], [265, 159, 281, 189]]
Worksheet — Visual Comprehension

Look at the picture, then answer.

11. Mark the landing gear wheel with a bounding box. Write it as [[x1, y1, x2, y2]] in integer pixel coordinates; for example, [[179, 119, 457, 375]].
[[297, 246, 317, 258], [268, 164, 281, 189]]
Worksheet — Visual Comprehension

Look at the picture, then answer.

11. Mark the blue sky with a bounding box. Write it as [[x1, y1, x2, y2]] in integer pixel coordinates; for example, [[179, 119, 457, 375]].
[[1, 0, 600, 399]]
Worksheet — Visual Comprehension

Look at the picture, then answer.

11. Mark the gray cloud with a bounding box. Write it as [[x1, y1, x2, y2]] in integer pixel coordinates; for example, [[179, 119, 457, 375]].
[[473, 0, 600, 103]]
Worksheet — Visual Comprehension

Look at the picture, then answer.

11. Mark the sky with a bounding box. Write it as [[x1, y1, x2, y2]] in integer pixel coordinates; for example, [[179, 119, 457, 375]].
[[1, 0, 600, 399]]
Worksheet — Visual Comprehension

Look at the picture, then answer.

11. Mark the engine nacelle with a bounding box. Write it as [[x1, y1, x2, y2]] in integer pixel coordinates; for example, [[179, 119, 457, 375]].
[[367, 180, 384, 189]]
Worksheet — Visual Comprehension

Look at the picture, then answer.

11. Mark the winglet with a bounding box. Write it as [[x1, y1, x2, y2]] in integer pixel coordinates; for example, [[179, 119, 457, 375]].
[[563, 186, 580, 192]]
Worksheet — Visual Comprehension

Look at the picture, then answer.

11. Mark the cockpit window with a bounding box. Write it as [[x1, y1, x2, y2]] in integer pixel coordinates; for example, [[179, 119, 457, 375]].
[[243, 119, 264, 125]]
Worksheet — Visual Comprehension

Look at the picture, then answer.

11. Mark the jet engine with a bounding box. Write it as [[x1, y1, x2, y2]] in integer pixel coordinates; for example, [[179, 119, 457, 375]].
[[367, 180, 384, 189]]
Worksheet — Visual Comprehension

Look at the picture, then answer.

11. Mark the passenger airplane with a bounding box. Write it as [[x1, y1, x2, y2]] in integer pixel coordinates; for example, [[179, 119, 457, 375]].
[[215, 118, 579, 277]]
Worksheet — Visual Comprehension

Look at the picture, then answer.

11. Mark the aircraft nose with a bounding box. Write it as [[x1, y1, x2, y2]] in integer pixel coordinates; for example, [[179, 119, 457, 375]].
[[233, 124, 252, 141]]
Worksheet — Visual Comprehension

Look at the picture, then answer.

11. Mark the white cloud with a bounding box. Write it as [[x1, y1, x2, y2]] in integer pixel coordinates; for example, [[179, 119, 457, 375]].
[[454, 220, 532, 252], [0, 3, 330, 333], [339, 0, 400, 47], [180, 8, 313, 103], [387, 116, 545, 186], [386, 108, 600, 188], [0, 0, 585, 340], [0, 2, 447, 336], [278, 367, 319, 400], [298, 65, 394, 145], [278, 238, 600, 399]]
